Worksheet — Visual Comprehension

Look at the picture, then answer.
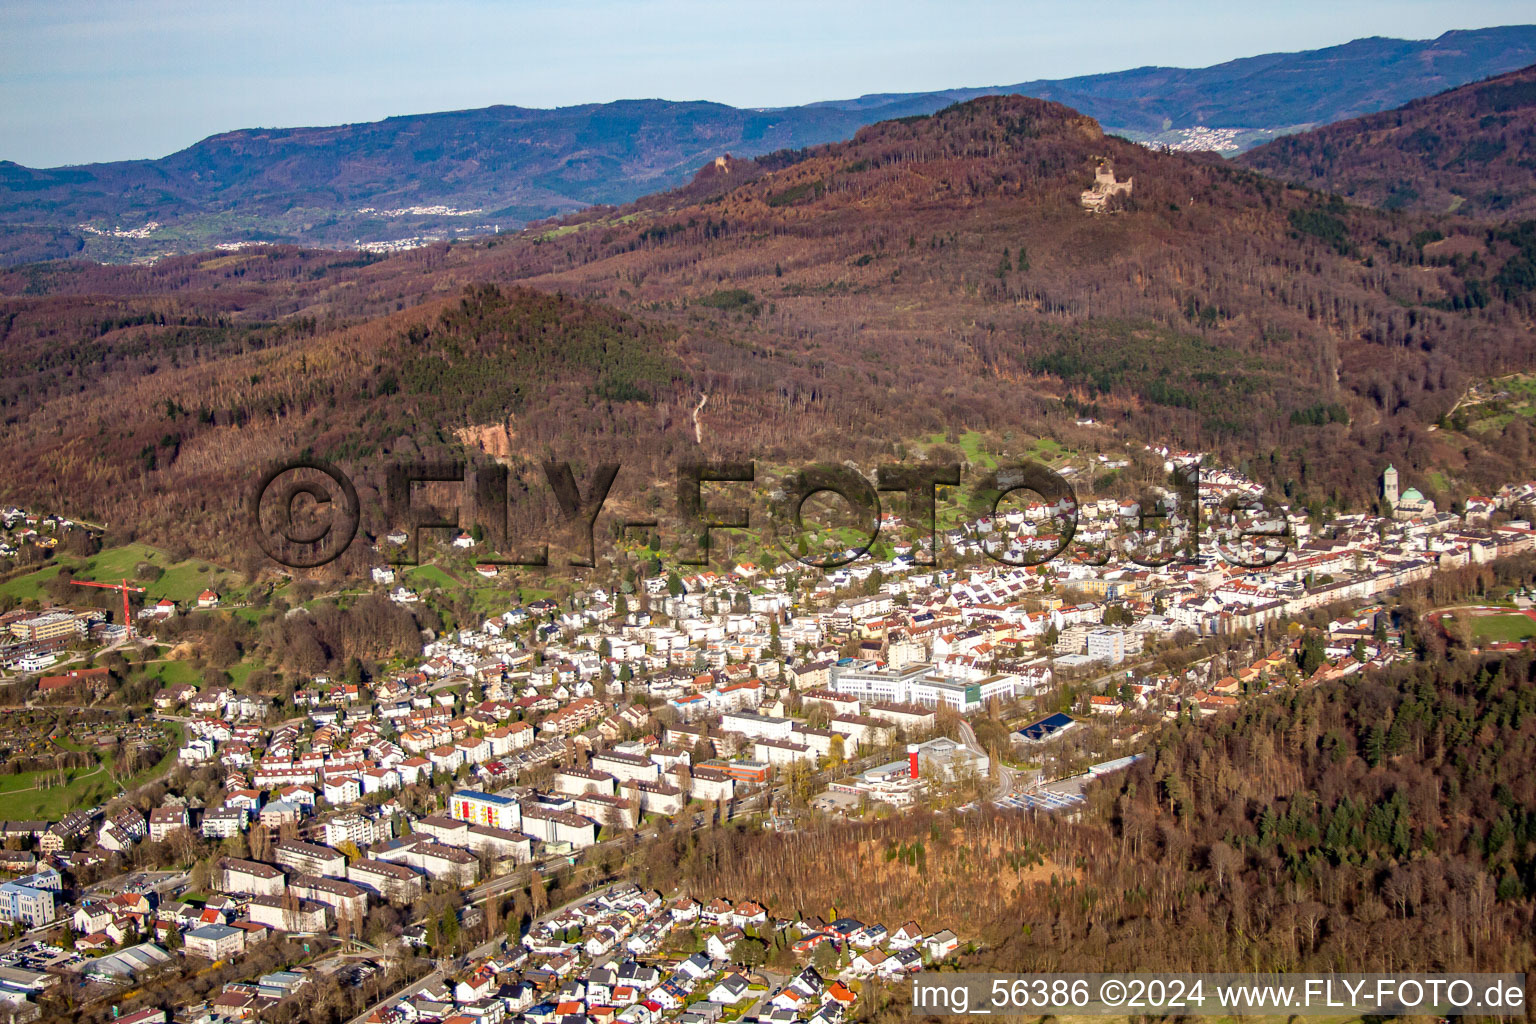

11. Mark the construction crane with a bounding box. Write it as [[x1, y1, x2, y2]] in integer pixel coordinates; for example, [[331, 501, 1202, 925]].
[[70, 578, 147, 639]]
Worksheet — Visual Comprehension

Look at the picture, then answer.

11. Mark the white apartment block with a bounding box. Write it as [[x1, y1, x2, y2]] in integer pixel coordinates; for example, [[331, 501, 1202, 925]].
[[323, 813, 392, 849]]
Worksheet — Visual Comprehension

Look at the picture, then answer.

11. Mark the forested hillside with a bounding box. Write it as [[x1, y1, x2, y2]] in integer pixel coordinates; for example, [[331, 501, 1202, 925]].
[[3, 96, 1536, 565], [1240, 64, 1536, 219]]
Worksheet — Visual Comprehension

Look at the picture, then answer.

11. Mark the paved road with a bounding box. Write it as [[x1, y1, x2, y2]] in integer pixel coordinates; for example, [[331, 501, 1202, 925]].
[[740, 968, 786, 1018], [343, 957, 450, 1024], [344, 885, 614, 1024], [956, 719, 1016, 800]]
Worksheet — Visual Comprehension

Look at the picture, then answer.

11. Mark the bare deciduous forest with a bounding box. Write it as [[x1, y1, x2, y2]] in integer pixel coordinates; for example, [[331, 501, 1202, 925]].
[[0, 95, 1533, 566], [1241, 63, 1536, 220]]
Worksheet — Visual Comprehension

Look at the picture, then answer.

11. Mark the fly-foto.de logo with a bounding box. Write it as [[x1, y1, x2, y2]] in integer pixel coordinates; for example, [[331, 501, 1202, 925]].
[[247, 458, 1291, 572]]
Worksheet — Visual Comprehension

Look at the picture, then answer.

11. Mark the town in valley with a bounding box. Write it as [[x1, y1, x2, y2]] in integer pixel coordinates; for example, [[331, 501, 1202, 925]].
[[0, 433, 1531, 1024]]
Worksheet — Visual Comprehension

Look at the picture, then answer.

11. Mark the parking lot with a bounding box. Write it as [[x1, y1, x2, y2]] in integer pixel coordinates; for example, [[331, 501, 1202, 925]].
[[86, 869, 188, 899], [0, 940, 84, 974]]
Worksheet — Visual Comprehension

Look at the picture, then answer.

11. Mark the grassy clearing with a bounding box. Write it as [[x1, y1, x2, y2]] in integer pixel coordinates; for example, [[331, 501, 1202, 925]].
[[0, 763, 115, 819], [152, 561, 229, 604], [84, 543, 163, 580], [1026, 436, 1069, 464], [0, 542, 245, 608], [955, 432, 998, 470], [468, 587, 517, 617], [140, 659, 202, 687], [0, 563, 64, 601], [1462, 375, 1536, 433], [1471, 612, 1536, 643], [120, 720, 185, 791], [404, 564, 459, 590], [918, 430, 1076, 473], [0, 717, 185, 819]]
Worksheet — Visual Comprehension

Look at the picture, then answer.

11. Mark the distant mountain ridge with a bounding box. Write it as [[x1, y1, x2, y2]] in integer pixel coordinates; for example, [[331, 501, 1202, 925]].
[[2, 25, 1535, 264], [831, 26, 1536, 130], [1238, 63, 1536, 219]]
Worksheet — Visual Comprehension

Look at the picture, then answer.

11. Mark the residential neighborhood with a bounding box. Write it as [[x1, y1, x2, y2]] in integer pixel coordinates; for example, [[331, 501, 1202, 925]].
[[0, 445, 1532, 1021], [352, 886, 963, 1024]]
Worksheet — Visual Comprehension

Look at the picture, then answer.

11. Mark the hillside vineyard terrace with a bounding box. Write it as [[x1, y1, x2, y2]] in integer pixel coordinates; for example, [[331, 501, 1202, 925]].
[[248, 458, 1292, 572]]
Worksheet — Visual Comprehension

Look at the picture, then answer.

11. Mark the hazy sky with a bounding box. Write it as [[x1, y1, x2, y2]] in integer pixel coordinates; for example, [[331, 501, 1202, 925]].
[[3, 0, 1531, 167]]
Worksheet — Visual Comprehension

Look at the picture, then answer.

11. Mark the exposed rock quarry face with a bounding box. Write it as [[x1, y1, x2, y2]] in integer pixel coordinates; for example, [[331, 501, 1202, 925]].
[[454, 421, 517, 458]]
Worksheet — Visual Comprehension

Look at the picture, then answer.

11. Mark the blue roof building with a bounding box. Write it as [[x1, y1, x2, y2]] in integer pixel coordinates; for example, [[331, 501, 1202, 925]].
[[1016, 712, 1077, 744]]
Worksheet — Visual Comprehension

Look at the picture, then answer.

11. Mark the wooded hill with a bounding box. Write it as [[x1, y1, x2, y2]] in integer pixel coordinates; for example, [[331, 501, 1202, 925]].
[[1240, 63, 1536, 220], [2, 95, 1535, 568]]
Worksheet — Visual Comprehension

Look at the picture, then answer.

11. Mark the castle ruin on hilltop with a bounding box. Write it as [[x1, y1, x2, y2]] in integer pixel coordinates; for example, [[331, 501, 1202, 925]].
[[1080, 160, 1133, 211]]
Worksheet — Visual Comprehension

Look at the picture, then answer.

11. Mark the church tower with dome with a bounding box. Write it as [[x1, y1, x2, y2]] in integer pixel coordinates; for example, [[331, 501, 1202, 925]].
[[1381, 463, 1435, 520]]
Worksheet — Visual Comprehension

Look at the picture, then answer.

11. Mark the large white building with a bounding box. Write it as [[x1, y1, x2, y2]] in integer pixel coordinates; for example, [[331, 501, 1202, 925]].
[[830, 662, 1034, 715], [753, 738, 814, 767], [219, 857, 285, 897], [827, 736, 990, 807], [347, 858, 424, 902], [449, 789, 523, 832], [720, 712, 796, 741], [1085, 629, 1125, 665], [519, 805, 598, 849], [323, 813, 393, 849], [0, 875, 55, 927], [590, 751, 661, 784], [274, 840, 347, 880], [185, 923, 244, 961], [828, 664, 929, 706]]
